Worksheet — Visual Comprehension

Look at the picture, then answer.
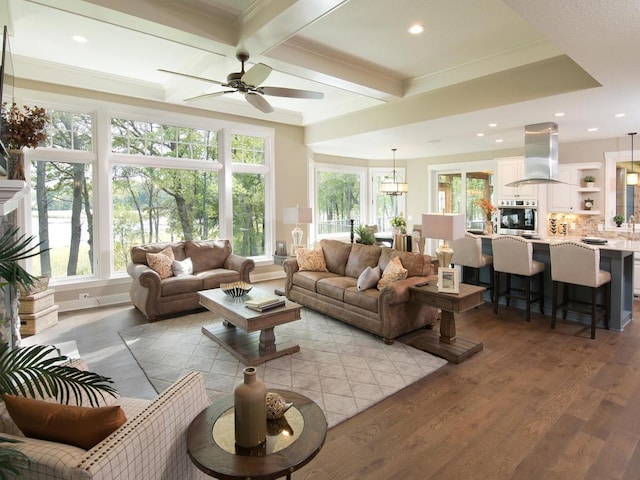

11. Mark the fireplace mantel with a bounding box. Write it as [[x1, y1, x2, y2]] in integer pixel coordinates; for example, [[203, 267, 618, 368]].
[[0, 179, 28, 216]]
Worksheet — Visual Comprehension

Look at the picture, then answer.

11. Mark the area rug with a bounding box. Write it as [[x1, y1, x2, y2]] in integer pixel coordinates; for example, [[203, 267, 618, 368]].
[[119, 308, 447, 427]]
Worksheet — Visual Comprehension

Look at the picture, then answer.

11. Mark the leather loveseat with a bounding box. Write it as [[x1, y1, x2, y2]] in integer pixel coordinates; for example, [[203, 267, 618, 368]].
[[127, 239, 254, 321], [284, 239, 438, 344]]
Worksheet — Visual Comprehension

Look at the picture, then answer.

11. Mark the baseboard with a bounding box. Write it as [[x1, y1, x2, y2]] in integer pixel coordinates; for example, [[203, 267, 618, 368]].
[[58, 293, 131, 313]]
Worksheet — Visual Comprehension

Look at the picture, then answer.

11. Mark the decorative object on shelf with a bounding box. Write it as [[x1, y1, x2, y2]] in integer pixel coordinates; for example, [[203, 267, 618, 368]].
[[380, 148, 408, 195], [220, 281, 253, 297], [421, 213, 465, 268], [390, 214, 407, 234], [234, 366, 267, 449], [627, 132, 638, 186], [1, 103, 49, 180], [614, 214, 625, 227], [584, 198, 594, 210], [583, 175, 596, 188], [411, 229, 423, 254], [275, 240, 287, 256], [354, 224, 375, 245], [437, 267, 459, 294], [475, 198, 497, 234], [283, 206, 313, 254], [560, 218, 568, 236], [265, 391, 293, 420], [548, 216, 558, 235]]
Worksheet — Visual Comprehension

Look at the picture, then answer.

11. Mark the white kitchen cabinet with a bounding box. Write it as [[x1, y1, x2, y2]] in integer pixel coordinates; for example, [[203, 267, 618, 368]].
[[496, 157, 537, 200], [547, 162, 601, 214]]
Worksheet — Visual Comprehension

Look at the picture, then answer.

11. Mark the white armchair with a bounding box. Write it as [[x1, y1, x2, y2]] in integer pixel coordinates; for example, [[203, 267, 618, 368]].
[[1, 369, 210, 479]]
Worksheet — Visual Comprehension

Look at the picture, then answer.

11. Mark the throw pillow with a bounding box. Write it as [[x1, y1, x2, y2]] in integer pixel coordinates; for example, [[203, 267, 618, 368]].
[[296, 247, 328, 272], [172, 257, 193, 277], [146, 246, 175, 279], [378, 256, 408, 289], [3, 394, 127, 450], [357, 265, 381, 291]]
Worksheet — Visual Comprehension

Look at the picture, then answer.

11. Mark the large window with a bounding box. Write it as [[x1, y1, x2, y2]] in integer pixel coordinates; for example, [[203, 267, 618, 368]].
[[27, 105, 273, 283], [315, 166, 364, 237]]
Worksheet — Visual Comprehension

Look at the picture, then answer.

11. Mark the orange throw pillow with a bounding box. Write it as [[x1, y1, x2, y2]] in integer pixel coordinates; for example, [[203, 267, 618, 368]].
[[296, 247, 328, 272], [378, 256, 408, 289], [3, 394, 127, 450], [146, 246, 175, 279]]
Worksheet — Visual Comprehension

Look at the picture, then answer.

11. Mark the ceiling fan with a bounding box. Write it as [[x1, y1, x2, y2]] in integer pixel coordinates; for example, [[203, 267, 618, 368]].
[[159, 50, 324, 114]]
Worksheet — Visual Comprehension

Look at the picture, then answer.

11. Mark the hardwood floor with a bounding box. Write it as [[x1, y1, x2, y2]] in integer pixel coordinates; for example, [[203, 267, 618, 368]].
[[21, 283, 640, 479]]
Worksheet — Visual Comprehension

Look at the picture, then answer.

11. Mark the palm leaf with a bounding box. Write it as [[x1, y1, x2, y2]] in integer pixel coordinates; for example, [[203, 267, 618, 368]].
[[0, 344, 117, 407], [0, 228, 47, 292]]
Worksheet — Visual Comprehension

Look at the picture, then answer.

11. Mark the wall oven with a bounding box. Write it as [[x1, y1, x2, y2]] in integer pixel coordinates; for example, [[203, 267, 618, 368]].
[[497, 199, 538, 235]]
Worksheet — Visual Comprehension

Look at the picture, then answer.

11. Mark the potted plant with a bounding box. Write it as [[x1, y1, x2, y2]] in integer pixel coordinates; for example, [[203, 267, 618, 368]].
[[584, 175, 596, 187], [614, 214, 625, 227], [354, 224, 375, 245], [390, 214, 407, 234], [0, 103, 49, 180]]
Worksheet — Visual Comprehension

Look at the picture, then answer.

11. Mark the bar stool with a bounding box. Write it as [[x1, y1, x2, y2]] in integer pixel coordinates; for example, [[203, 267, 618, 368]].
[[549, 240, 610, 339], [491, 235, 545, 321], [450, 233, 494, 299]]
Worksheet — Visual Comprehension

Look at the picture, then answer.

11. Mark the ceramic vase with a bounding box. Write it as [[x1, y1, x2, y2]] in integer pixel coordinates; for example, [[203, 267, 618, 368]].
[[8, 150, 25, 180], [234, 366, 266, 449]]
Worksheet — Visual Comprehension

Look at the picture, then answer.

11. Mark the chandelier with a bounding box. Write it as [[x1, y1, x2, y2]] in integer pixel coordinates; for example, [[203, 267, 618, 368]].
[[380, 148, 408, 195], [627, 132, 638, 186]]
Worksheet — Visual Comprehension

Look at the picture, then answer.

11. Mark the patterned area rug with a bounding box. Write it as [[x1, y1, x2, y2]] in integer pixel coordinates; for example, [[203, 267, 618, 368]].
[[119, 308, 447, 427]]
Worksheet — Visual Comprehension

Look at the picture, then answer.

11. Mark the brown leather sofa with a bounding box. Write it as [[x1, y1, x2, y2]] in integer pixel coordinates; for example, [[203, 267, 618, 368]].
[[284, 239, 438, 343], [127, 239, 254, 321]]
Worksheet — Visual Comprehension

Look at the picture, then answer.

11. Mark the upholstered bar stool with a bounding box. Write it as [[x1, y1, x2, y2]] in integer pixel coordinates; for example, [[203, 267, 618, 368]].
[[450, 232, 494, 299], [491, 235, 545, 322], [549, 240, 610, 339]]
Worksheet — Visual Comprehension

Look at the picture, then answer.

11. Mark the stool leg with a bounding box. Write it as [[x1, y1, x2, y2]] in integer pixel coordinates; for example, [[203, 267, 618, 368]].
[[489, 264, 495, 302], [506, 273, 511, 306], [494, 271, 500, 314], [562, 283, 569, 319], [551, 280, 558, 329], [525, 275, 532, 322], [591, 286, 597, 340], [539, 272, 545, 315], [605, 282, 610, 330]]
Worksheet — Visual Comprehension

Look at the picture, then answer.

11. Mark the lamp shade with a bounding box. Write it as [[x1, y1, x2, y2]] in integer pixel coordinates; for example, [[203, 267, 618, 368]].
[[283, 207, 313, 225], [421, 213, 465, 241]]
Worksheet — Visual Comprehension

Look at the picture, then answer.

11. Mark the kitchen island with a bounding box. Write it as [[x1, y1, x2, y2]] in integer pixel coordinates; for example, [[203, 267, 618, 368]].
[[470, 234, 638, 332]]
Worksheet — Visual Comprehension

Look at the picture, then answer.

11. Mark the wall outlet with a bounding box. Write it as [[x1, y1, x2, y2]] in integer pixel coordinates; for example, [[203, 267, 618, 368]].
[[79, 293, 91, 299], [570, 222, 576, 229]]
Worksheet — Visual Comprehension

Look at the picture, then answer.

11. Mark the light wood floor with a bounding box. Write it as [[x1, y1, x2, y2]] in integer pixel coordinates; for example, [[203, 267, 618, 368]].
[[23, 282, 640, 480]]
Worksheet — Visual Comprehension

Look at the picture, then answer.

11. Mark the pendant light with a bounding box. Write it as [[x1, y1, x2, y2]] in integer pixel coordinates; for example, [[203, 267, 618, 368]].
[[380, 148, 408, 195], [627, 132, 638, 186]]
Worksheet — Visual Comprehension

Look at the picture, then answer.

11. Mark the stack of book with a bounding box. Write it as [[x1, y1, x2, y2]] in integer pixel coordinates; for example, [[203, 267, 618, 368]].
[[244, 295, 285, 312]]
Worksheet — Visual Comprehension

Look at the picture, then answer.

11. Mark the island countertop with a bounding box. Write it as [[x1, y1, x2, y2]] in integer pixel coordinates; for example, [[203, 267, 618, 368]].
[[473, 233, 640, 253]]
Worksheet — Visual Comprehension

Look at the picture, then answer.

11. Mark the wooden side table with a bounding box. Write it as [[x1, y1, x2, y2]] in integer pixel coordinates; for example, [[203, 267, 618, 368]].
[[407, 282, 485, 363], [187, 389, 327, 480]]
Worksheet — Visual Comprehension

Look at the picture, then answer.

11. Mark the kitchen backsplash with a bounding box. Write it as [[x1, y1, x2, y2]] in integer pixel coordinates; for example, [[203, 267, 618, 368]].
[[544, 213, 623, 239]]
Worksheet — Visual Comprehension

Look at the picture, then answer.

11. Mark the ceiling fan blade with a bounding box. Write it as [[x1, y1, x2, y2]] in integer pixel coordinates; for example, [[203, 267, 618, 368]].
[[184, 90, 235, 102], [241, 63, 272, 86], [158, 68, 226, 86], [245, 92, 274, 113], [259, 86, 324, 99]]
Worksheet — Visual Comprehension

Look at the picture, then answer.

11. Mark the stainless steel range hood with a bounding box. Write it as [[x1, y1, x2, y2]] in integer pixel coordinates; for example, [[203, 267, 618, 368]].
[[506, 122, 563, 186]]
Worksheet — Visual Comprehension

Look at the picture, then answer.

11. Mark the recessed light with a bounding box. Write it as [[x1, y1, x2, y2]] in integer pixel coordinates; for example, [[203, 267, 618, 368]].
[[408, 24, 426, 35], [72, 35, 88, 43], [614, 113, 626, 118], [587, 127, 598, 132], [488, 123, 497, 127], [554, 112, 565, 117], [495, 139, 503, 143], [477, 133, 485, 137]]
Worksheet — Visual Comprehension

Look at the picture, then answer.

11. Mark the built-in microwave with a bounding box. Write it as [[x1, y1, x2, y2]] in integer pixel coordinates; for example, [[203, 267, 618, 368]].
[[497, 199, 538, 235]]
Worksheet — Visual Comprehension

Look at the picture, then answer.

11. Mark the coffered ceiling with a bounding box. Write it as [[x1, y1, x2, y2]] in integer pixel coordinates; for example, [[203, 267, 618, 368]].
[[1, 0, 638, 160]]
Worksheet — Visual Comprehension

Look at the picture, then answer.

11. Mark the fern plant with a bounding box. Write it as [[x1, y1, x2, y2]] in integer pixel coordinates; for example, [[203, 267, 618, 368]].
[[355, 225, 375, 245]]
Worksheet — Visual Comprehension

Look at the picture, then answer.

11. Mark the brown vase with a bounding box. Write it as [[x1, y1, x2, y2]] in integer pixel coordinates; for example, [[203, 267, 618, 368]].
[[234, 366, 266, 449], [8, 149, 25, 180]]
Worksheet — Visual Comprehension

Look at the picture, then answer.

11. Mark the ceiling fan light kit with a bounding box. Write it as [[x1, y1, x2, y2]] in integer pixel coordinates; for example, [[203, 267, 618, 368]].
[[159, 50, 323, 113]]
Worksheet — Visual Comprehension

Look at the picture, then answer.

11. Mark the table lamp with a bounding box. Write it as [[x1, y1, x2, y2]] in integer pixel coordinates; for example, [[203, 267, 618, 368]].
[[283, 206, 313, 253], [421, 213, 465, 268]]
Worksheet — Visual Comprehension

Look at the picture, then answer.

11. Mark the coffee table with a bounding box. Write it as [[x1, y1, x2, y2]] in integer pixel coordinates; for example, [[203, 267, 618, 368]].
[[199, 288, 302, 366], [406, 282, 485, 363], [187, 389, 327, 480]]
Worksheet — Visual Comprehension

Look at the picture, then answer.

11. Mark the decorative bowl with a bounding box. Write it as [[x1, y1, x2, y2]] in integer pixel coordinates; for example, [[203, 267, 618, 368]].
[[220, 281, 253, 297]]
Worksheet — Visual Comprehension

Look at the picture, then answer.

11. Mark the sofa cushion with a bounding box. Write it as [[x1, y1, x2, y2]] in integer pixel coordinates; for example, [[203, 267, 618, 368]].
[[184, 239, 232, 273], [378, 256, 408, 289], [344, 287, 379, 312], [130, 242, 185, 265], [161, 275, 203, 296], [292, 271, 338, 292], [379, 247, 429, 277], [3, 394, 127, 450], [319, 239, 352, 276], [146, 247, 175, 279], [199, 269, 243, 289], [317, 276, 357, 301], [345, 243, 382, 278], [296, 247, 327, 271], [357, 265, 381, 291], [172, 257, 193, 277]]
